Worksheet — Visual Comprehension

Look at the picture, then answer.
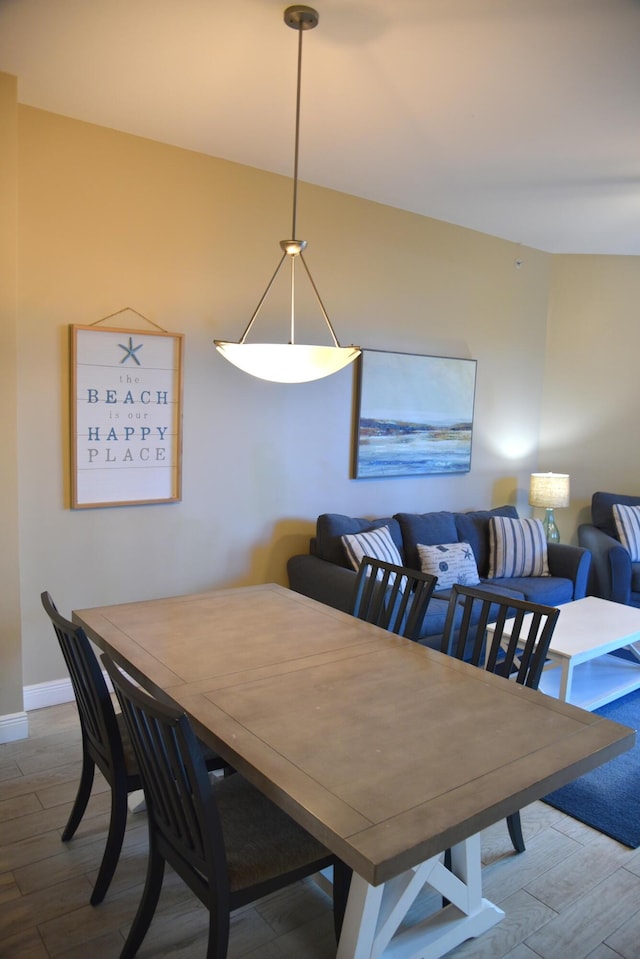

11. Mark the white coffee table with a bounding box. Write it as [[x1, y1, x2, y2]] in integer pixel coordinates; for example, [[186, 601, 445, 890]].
[[495, 596, 640, 710]]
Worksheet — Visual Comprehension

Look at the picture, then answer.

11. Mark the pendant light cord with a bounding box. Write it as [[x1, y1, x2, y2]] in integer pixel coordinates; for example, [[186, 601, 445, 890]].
[[291, 24, 303, 241]]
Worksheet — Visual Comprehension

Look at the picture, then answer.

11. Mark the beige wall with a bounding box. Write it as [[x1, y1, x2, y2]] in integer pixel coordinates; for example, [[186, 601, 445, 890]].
[[10, 101, 552, 696], [6, 76, 636, 717], [538, 255, 640, 542], [0, 74, 22, 719]]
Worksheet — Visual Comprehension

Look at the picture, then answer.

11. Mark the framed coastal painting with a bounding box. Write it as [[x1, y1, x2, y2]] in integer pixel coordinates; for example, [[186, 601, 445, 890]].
[[352, 349, 477, 479], [70, 325, 183, 508]]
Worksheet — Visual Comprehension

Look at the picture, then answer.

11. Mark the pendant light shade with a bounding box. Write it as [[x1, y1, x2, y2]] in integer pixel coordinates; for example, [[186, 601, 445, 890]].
[[214, 5, 360, 384], [216, 343, 362, 383]]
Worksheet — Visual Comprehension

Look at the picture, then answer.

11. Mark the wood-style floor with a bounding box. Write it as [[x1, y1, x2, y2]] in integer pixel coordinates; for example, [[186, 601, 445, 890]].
[[1, 701, 640, 959]]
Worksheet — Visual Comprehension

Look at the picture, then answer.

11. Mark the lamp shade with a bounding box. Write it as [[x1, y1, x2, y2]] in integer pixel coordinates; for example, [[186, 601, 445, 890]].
[[214, 342, 361, 383], [529, 472, 570, 509]]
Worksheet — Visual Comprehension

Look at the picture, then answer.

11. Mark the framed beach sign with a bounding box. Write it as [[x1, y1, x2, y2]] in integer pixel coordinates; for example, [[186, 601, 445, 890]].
[[352, 349, 477, 479], [70, 325, 183, 508]]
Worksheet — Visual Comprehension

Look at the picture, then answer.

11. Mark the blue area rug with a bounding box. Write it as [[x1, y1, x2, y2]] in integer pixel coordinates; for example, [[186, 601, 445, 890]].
[[543, 684, 640, 847]]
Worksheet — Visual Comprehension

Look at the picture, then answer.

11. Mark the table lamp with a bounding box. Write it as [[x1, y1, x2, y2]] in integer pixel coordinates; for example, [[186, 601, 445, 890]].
[[529, 472, 570, 543]]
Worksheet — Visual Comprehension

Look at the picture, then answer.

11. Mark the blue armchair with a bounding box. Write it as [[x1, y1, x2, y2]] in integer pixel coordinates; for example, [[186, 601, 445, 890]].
[[578, 491, 640, 608]]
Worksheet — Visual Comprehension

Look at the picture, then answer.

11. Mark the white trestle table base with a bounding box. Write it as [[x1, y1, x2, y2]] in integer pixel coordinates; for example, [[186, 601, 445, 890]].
[[337, 834, 503, 959]]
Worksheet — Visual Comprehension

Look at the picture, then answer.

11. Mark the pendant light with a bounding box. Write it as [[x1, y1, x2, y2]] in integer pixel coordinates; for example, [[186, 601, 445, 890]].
[[214, 5, 361, 383]]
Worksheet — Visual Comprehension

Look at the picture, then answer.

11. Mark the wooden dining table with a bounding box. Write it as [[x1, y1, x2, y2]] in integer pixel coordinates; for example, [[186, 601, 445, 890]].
[[73, 583, 634, 959]]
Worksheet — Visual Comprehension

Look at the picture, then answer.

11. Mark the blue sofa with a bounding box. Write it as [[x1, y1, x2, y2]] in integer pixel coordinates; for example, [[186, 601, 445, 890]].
[[578, 491, 640, 608], [287, 506, 591, 650]]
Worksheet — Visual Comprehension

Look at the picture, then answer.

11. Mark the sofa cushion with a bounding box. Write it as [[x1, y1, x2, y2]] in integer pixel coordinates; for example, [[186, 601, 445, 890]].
[[488, 516, 549, 578], [395, 511, 458, 570], [342, 525, 403, 572], [314, 514, 403, 568], [592, 491, 640, 539], [473, 581, 527, 602], [454, 505, 518, 576], [485, 575, 573, 606], [414, 596, 452, 649], [417, 542, 480, 590], [613, 504, 640, 561]]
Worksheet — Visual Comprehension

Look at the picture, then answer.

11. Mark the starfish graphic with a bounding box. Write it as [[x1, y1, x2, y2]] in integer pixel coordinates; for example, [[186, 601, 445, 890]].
[[118, 336, 143, 365]]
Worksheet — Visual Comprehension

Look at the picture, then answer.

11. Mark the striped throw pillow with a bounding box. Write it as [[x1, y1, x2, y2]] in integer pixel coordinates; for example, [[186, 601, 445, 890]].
[[613, 504, 640, 561], [488, 516, 549, 578], [342, 525, 403, 572]]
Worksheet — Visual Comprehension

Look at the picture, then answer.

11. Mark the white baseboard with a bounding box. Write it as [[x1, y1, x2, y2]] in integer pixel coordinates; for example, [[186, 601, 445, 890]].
[[24, 677, 74, 711], [1, 672, 115, 743], [0, 711, 29, 744], [0, 678, 75, 742]]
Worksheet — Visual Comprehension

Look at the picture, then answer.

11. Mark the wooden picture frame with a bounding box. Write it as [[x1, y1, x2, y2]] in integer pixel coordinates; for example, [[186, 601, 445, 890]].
[[70, 325, 183, 508], [352, 349, 477, 479]]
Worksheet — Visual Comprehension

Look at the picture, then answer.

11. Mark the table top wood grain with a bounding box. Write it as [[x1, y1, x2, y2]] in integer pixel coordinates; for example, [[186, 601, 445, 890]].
[[73, 584, 634, 885]]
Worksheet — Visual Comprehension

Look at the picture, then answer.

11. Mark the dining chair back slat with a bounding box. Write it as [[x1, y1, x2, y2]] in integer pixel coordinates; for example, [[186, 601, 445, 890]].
[[442, 584, 560, 689], [351, 557, 437, 641], [440, 584, 560, 854]]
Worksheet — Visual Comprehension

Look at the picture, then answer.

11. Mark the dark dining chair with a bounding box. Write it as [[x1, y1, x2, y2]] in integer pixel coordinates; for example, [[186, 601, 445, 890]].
[[40, 591, 229, 906], [351, 556, 438, 641], [440, 584, 560, 853], [102, 654, 352, 959]]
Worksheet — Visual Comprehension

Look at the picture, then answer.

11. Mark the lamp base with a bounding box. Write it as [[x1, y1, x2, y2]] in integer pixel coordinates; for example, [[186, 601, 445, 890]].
[[542, 508, 560, 544]]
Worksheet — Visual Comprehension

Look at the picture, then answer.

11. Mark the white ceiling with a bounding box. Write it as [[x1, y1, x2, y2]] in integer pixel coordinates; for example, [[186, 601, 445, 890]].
[[1, 0, 639, 255]]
